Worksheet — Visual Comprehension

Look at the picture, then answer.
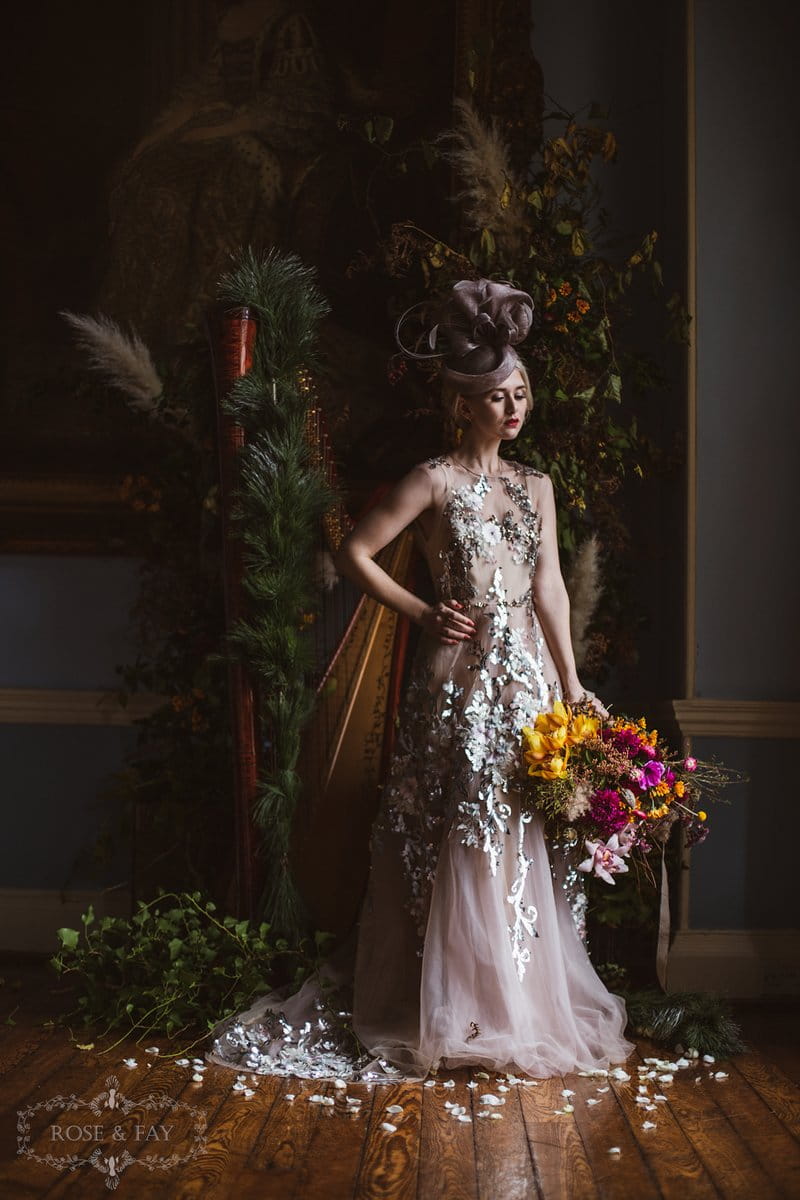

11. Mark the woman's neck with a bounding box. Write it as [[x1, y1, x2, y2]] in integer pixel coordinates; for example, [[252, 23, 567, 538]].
[[449, 431, 503, 476]]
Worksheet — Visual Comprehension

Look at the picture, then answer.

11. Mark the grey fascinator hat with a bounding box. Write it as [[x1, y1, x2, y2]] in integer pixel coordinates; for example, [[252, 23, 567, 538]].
[[395, 278, 534, 395]]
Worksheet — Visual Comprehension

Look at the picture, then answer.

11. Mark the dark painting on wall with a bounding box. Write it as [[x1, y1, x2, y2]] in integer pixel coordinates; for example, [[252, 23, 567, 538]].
[[0, 0, 539, 549]]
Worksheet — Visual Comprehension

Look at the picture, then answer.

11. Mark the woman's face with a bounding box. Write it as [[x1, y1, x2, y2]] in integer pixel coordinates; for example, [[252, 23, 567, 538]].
[[461, 367, 529, 442]]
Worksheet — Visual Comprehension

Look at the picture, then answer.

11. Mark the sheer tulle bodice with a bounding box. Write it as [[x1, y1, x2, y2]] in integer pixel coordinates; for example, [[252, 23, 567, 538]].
[[207, 457, 634, 1080]]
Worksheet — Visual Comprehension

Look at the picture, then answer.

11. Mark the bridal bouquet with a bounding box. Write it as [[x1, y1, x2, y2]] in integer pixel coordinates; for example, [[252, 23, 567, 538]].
[[520, 701, 735, 885]]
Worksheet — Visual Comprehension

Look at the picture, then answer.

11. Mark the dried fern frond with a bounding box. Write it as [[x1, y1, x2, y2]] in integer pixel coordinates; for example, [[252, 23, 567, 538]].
[[435, 100, 524, 243], [61, 311, 163, 411], [567, 534, 603, 670]]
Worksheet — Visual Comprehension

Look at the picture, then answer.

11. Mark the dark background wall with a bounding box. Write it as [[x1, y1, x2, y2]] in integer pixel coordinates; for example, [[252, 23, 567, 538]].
[[533, 0, 688, 707], [689, 0, 799, 939], [0, 2, 797, 976], [535, 0, 799, 972]]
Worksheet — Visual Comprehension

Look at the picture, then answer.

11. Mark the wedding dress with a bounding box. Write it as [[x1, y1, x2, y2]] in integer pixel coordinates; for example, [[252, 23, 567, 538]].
[[206, 456, 635, 1080]]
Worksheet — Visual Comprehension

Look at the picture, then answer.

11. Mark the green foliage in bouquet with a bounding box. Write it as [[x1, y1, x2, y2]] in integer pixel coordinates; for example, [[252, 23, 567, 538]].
[[213, 248, 333, 940], [50, 892, 327, 1055]]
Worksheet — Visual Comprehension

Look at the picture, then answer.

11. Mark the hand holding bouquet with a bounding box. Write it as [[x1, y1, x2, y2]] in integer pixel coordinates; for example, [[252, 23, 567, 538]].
[[520, 701, 736, 886]]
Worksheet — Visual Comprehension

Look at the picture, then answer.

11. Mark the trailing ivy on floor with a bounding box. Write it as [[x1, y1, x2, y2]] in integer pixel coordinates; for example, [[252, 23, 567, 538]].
[[50, 892, 326, 1054], [215, 247, 334, 941]]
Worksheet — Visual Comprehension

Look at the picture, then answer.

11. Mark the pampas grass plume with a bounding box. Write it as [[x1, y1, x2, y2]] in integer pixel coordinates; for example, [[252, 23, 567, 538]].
[[567, 534, 603, 670], [61, 311, 163, 411], [435, 100, 526, 249]]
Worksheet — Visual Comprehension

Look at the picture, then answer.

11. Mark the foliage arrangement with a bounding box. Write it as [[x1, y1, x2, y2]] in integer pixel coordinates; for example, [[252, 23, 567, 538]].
[[213, 248, 333, 939], [50, 891, 325, 1054], [351, 98, 687, 674], [50, 890, 743, 1063], [61, 314, 232, 898], [64, 251, 334, 941], [521, 701, 738, 888], [623, 988, 746, 1059], [594, 964, 745, 1058]]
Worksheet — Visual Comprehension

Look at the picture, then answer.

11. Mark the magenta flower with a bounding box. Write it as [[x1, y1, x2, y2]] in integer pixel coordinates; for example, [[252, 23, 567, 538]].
[[641, 743, 657, 760], [683, 756, 697, 772], [637, 759, 665, 789], [604, 727, 644, 757], [623, 733, 643, 755], [578, 833, 631, 885], [588, 788, 630, 835]]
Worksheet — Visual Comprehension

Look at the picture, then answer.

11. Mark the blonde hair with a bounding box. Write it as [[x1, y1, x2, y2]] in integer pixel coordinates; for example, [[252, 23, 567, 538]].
[[441, 359, 533, 449]]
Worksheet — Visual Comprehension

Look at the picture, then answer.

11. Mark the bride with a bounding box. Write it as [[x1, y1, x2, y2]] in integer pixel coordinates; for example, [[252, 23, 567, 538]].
[[206, 278, 635, 1080]]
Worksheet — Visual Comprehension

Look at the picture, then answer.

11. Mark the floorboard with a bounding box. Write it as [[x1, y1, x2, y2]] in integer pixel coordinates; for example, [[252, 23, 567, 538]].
[[0, 956, 798, 1199]]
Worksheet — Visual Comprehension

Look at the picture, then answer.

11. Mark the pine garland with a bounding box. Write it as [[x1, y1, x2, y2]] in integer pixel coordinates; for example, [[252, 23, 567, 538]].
[[216, 248, 333, 941], [624, 988, 746, 1058]]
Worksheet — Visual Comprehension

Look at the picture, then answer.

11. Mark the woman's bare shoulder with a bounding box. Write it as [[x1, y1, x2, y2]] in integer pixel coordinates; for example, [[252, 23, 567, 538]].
[[406, 455, 452, 494], [421, 454, 451, 472], [509, 459, 545, 479]]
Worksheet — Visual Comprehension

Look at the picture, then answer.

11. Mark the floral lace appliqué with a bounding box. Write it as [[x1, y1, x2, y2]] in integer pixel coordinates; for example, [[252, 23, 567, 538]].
[[378, 462, 573, 980]]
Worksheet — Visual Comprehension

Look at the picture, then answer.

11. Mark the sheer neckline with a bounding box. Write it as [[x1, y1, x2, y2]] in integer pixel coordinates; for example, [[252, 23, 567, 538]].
[[446, 456, 520, 481]]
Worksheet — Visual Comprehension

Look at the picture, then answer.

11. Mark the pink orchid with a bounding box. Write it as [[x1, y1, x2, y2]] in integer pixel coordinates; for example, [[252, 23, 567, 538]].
[[578, 833, 632, 884], [616, 823, 638, 852]]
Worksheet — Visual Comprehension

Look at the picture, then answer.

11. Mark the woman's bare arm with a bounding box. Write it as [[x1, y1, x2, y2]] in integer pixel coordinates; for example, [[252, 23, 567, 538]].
[[532, 475, 608, 716], [334, 464, 475, 645]]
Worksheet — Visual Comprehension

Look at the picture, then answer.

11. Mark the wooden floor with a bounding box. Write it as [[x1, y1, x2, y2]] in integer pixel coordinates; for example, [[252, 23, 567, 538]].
[[0, 957, 798, 1199]]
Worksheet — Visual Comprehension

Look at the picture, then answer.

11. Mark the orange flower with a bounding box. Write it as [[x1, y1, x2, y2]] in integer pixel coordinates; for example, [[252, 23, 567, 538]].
[[567, 311, 582, 323], [546, 287, 557, 306], [558, 281, 573, 297], [674, 780, 686, 797], [576, 298, 590, 314]]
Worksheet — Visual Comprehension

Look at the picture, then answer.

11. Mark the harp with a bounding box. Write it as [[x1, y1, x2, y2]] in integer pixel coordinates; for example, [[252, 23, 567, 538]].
[[210, 307, 414, 932]]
